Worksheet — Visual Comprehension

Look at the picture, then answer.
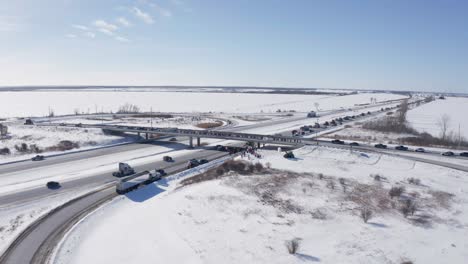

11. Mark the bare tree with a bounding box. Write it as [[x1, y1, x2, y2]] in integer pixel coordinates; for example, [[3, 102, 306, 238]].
[[437, 114, 450, 141], [397, 100, 408, 125], [314, 102, 320, 112]]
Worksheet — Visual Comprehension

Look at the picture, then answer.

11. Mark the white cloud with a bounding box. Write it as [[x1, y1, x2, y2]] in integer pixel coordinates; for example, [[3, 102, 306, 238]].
[[83, 31, 96, 38], [132, 7, 154, 24], [97, 28, 114, 36], [117, 17, 131, 27], [72, 24, 89, 31], [65, 34, 77, 38], [0, 16, 21, 32], [93, 20, 118, 31], [115, 36, 130, 43], [152, 3, 172, 17]]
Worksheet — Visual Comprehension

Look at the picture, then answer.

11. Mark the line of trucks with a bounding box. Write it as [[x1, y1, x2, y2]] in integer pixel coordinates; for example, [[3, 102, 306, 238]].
[[113, 156, 210, 194]]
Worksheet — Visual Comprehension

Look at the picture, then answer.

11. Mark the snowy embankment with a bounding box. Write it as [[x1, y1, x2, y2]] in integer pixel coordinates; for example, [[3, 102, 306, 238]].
[[407, 97, 468, 140], [0, 91, 405, 117], [0, 183, 113, 255], [54, 146, 468, 264]]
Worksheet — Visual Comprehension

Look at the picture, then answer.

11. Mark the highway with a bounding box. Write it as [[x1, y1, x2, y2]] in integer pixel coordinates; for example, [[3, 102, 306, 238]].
[[0, 97, 422, 263]]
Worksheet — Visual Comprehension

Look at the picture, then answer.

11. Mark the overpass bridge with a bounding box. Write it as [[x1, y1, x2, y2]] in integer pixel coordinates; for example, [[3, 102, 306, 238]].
[[40, 123, 312, 147]]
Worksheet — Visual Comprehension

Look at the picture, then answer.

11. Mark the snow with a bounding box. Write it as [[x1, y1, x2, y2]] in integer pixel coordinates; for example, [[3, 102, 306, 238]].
[[407, 97, 468, 140], [0, 91, 405, 117], [53, 146, 468, 264], [0, 184, 112, 254], [0, 125, 136, 163]]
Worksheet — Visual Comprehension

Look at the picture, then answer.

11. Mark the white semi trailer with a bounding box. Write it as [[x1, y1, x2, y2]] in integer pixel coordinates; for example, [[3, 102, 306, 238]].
[[116, 169, 163, 194]]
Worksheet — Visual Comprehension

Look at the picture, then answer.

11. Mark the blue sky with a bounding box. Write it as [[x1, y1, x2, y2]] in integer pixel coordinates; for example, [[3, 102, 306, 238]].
[[1, 0, 467, 92]]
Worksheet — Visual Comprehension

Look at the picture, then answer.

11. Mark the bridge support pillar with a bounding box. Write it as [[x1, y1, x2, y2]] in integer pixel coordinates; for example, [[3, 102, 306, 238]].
[[257, 142, 261, 148], [137, 132, 140, 137], [197, 137, 201, 146], [145, 133, 148, 140], [189, 136, 193, 148]]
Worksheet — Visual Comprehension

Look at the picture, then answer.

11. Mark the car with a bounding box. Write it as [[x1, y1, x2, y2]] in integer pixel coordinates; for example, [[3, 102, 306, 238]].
[[442, 151, 455, 156], [415, 148, 426, 153], [169, 137, 177, 142], [163, 156, 173, 162], [349, 142, 360, 146], [155, 169, 167, 176], [199, 159, 209, 164], [374, 144, 387, 149], [215, 145, 227, 151], [187, 159, 200, 169], [331, 139, 345, 145], [460, 152, 468, 157], [32, 155, 45, 161], [395, 145, 408, 151], [46, 181, 61, 189]]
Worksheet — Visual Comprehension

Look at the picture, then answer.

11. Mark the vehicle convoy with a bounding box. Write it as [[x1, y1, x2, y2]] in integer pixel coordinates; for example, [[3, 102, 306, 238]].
[[116, 169, 163, 194], [112, 163, 136, 177]]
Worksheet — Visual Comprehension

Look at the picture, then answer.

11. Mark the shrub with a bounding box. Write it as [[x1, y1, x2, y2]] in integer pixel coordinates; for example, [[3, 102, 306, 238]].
[[254, 162, 264, 172], [283, 151, 295, 159], [285, 238, 301, 254], [373, 174, 381, 181], [0, 147, 10, 155], [389, 186, 405, 199], [360, 208, 373, 223], [400, 199, 417, 218], [318, 173, 324, 180], [408, 177, 421, 185], [15, 143, 29, 153]]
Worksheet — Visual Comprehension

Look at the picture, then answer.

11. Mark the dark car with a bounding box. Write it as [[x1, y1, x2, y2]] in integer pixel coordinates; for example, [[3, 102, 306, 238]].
[[331, 139, 345, 145], [374, 144, 387, 149], [460, 152, 468, 157], [442, 151, 455, 156], [46, 181, 61, 189], [415, 148, 426, 153], [32, 155, 45, 161], [187, 159, 200, 169], [169, 137, 177, 142], [395, 145, 409, 151], [156, 169, 167, 176], [349, 142, 360, 146], [199, 159, 209, 164], [163, 156, 173, 162], [215, 145, 227, 151]]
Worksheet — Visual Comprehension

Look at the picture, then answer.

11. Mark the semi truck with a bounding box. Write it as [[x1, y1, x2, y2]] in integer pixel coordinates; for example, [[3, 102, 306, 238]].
[[116, 169, 164, 194], [112, 163, 136, 177]]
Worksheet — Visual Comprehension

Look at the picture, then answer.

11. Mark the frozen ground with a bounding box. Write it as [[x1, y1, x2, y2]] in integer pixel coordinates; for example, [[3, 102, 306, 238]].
[[54, 146, 468, 264], [0, 91, 405, 117], [0, 124, 136, 163], [407, 97, 468, 140]]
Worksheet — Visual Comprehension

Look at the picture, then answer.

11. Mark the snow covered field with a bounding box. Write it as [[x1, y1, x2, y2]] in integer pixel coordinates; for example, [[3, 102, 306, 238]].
[[0, 125, 135, 162], [54, 146, 468, 264], [407, 97, 468, 140], [0, 91, 405, 117]]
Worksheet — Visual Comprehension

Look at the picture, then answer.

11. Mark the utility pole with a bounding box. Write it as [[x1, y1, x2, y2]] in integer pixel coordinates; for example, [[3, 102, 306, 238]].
[[150, 107, 153, 128]]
